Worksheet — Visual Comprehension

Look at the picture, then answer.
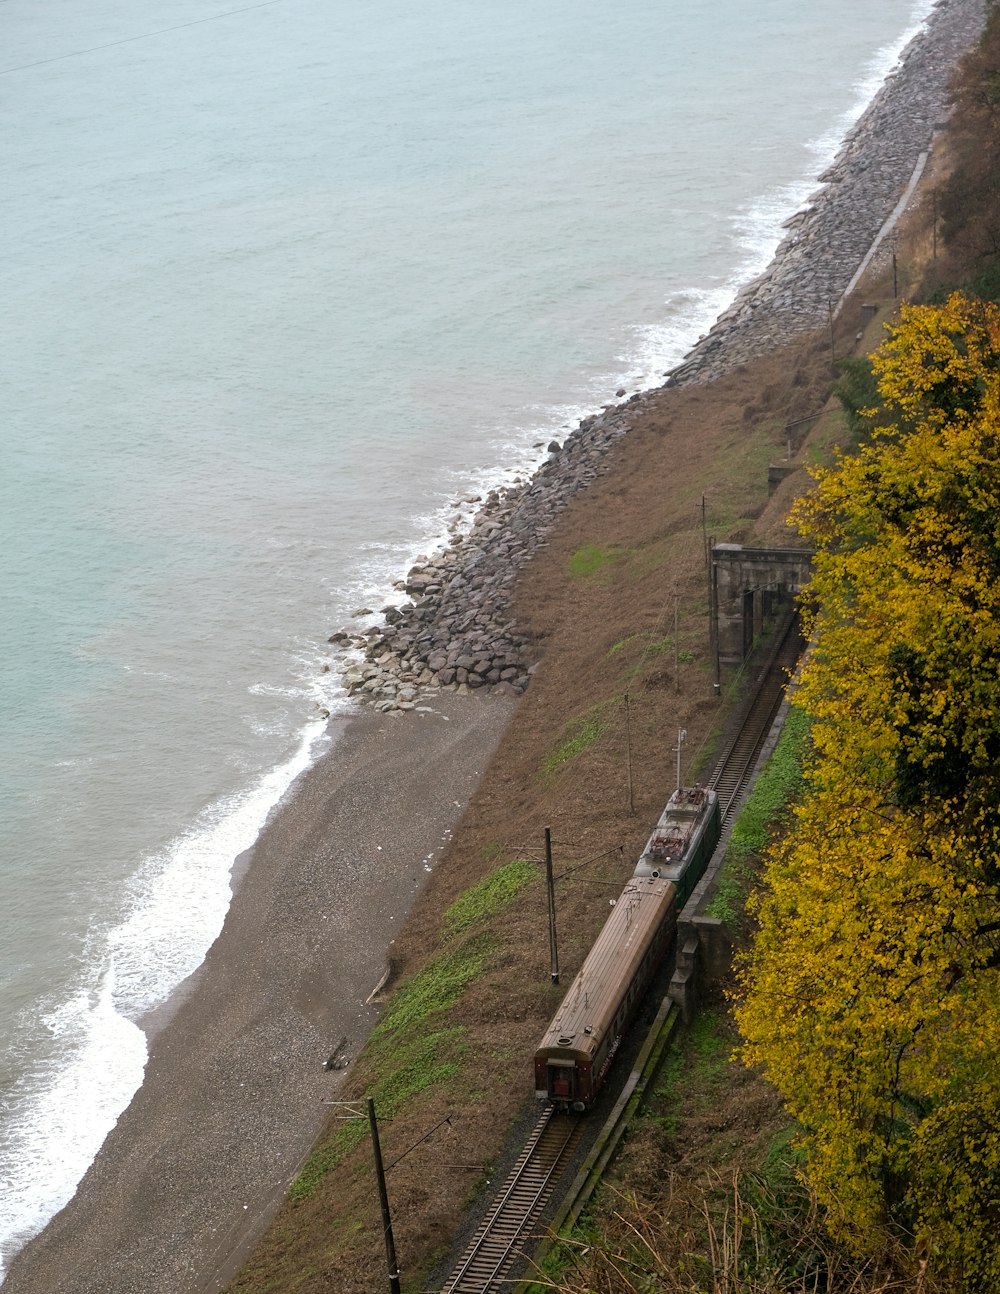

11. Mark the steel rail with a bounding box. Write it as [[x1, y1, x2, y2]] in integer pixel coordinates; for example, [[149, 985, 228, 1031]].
[[441, 616, 803, 1292], [709, 613, 801, 822], [440, 1110, 583, 1294]]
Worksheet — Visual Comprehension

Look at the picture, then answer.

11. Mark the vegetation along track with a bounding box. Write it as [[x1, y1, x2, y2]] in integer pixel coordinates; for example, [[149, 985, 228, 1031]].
[[440, 1109, 584, 1294], [439, 617, 803, 1293], [709, 613, 803, 824]]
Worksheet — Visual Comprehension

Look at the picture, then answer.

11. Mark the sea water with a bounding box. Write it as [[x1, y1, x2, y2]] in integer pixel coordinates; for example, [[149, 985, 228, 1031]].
[[0, 0, 933, 1273]]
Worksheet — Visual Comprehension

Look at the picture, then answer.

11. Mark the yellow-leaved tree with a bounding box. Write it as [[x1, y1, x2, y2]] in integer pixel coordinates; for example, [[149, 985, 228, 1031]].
[[736, 294, 1000, 1290]]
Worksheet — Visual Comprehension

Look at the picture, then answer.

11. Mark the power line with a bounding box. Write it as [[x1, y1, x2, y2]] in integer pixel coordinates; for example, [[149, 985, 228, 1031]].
[[0, 0, 282, 77]]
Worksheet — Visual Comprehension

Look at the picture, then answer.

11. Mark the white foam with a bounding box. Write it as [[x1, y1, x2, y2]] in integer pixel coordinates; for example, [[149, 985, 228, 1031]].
[[627, 284, 740, 384], [808, 3, 931, 169], [0, 964, 146, 1281], [106, 718, 328, 1018], [0, 716, 329, 1277], [717, 1, 934, 331]]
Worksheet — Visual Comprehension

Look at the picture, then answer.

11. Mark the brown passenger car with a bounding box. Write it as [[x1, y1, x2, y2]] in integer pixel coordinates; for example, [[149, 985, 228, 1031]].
[[534, 873, 677, 1109], [534, 787, 718, 1110]]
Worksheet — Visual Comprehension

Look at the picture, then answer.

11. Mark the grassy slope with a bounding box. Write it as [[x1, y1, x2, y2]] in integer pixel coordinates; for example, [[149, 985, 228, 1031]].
[[226, 314, 838, 1294]]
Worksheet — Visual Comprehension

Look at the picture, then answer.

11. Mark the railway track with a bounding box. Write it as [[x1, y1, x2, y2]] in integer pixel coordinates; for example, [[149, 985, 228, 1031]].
[[709, 612, 803, 823], [438, 617, 803, 1293], [440, 1108, 584, 1294]]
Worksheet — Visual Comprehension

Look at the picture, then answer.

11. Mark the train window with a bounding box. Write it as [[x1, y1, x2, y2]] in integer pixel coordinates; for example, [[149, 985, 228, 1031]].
[[548, 1064, 575, 1100]]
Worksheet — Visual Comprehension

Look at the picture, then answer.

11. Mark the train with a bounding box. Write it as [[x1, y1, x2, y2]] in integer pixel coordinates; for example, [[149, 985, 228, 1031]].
[[533, 785, 720, 1111]]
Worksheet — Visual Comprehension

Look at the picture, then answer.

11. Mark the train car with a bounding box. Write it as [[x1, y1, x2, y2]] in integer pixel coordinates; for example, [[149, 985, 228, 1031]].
[[534, 785, 719, 1111]]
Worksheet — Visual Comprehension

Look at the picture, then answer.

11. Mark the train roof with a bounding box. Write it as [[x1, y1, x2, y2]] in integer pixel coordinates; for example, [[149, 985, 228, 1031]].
[[536, 874, 675, 1061], [636, 785, 717, 880]]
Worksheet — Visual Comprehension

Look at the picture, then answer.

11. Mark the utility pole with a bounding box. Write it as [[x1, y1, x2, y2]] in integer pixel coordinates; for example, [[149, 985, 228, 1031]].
[[708, 541, 721, 697], [367, 1098, 401, 1294], [545, 827, 559, 984], [673, 727, 688, 793], [932, 190, 938, 261], [624, 692, 634, 813]]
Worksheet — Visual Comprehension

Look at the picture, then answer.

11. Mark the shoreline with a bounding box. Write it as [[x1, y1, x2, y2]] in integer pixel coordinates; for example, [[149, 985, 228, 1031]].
[[3, 0, 990, 1288], [3, 694, 515, 1294], [327, 0, 986, 715]]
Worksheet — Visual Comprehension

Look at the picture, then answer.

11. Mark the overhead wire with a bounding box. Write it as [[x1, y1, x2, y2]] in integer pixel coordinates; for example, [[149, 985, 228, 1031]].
[[0, 0, 282, 77]]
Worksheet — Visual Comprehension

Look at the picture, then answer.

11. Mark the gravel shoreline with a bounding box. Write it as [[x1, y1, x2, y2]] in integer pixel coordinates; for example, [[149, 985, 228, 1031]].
[[330, 0, 986, 718], [3, 697, 514, 1294]]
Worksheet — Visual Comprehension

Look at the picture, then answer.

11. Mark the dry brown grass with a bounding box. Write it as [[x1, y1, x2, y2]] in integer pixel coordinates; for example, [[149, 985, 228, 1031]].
[[225, 321, 841, 1294], [533, 1176, 936, 1294]]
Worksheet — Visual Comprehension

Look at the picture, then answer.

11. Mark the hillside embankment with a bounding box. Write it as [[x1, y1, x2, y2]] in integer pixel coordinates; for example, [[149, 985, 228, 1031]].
[[2, 3, 989, 1293]]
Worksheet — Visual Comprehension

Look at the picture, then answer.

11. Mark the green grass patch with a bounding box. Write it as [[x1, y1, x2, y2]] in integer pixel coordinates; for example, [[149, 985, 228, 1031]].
[[688, 1009, 727, 1083], [541, 700, 613, 777], [290, 1120, 368, 1202], [567, 544, 630, 579], [290, 1029, 467, 1201], [646, 1011, 728, 1137], [442, 858, 538, 939], [368, 1026, 466, 1111], [371, 939, 491, 1042], [706, 705, 811, 922], [607, 633, 640, 657]]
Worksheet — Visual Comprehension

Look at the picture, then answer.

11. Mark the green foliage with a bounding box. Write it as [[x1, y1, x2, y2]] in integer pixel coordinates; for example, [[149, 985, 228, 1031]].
[[442, 858, 538, 938], [649, 1012, 727, 1135], [728, 706, 809, 861], [912, 1085, 1000, 1290], [371, 939, 490, 1042], [706, 707, 810, 922], [541, 702, 610, 776], [968, 256, 1000, 304], [833, 355, 880, 443]]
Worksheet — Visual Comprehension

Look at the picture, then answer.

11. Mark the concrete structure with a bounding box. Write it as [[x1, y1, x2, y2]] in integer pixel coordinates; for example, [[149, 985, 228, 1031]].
[[711, 544, 813, 670]]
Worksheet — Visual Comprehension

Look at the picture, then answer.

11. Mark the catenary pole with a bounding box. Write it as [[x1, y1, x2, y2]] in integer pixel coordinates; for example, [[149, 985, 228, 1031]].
[[367, 1098, 401, 1294], [545, 826, 559, 984]]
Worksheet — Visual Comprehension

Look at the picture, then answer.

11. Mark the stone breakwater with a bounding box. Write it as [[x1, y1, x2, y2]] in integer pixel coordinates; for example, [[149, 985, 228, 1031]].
[[670, 0, 987, 385], [331, 0, 987, 712], [329, 402, 647, 711]]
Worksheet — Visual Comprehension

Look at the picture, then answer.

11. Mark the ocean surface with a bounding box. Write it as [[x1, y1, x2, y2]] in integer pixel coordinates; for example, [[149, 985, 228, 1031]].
[[0, 0, 932, 1274]]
